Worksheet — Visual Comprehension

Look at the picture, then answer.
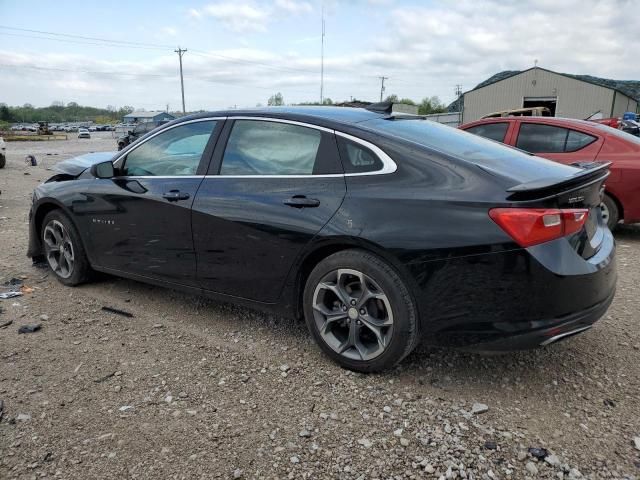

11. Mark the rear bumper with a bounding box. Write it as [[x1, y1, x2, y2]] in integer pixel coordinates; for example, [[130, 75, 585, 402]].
[[462, 287, 615, 352], [408, 228, 616, 350]]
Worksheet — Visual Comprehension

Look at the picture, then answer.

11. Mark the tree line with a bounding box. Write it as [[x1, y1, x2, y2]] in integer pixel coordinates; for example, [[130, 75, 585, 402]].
[[268, 93, 448, 115], [0, 102, 136, 124]]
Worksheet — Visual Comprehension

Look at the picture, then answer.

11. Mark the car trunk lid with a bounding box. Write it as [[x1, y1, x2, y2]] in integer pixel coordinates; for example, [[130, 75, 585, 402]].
[[505, 162, 610, 259]]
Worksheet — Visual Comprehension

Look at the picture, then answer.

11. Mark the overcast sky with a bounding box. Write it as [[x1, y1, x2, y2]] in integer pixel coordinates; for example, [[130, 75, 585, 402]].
[[1, 0, 638, 111]]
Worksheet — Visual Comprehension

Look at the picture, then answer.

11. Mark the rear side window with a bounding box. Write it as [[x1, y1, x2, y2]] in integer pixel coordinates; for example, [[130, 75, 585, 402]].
[[221, 120, 322, 175], [465, 123, 509, 143], [516, 123, 596, 153], [337, 137, 383, 174]]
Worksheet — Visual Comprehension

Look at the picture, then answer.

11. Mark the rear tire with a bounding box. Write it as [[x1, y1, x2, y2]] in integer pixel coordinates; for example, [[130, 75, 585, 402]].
[[0, 153, 5, 169], [601, 193, 619, 231], [303, 249, 420, 372], [41, 210, 92, 286]]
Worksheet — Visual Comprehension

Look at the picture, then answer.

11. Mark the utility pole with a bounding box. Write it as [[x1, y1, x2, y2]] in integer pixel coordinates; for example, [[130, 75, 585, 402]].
[[454, 84, 462, 98], [175, 47, 187, 114], [378, 76, 388, 102], [320, 2, 325, 104]]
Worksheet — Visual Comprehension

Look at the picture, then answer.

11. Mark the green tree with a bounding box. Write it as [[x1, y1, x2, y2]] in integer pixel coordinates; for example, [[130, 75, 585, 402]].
[[418, 96, 447, 115], [399, 98, 416, 106], [384, 94, 399, 103], [268, 92, 284, 106]]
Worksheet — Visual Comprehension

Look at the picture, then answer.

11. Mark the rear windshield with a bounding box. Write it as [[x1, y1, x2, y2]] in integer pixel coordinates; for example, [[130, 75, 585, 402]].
[[361, 118, 580, 182], [589, 122, 640, 146]]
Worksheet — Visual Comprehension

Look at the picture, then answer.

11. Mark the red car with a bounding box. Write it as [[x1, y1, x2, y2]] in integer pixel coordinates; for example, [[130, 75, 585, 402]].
[[460, 116, 640, 229]]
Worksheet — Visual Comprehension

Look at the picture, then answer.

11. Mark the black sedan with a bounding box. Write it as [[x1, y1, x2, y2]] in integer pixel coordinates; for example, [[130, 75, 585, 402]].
[[27, 104, 616, 371]]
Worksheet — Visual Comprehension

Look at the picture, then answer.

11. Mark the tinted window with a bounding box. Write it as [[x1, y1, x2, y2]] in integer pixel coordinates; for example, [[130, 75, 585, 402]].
[[516, 123, 596, 153], [360, 118, 579, 183], [466, 123, 509, 142], [123, 121, 216, 176], [565, 130, 597, 152], [220, 120, 322, 175], [516, 124, 567, 153], [337, 137, 383, 173]]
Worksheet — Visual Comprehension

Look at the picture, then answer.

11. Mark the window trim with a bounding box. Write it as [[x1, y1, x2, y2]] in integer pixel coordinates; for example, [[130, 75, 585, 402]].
[[113, 116, 397, 178], [213, 117, 397, 178]]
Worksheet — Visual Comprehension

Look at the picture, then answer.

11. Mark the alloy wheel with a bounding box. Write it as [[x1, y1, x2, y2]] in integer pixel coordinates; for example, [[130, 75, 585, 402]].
[[312, 268, 394, 361], [43, 219, 75, 279]]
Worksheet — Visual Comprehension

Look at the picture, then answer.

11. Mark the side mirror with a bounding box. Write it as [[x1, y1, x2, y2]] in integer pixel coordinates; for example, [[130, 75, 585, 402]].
[[91, 160, 115, 179]]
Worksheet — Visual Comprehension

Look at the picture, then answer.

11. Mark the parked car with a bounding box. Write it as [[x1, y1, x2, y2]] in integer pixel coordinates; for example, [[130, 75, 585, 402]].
[[78, 129, 91, 139], [0, 136, 5, 168], [482, 106, 552, 119], [27, 106, 616, 371], [460, 116, 640, 229], [88, 126, 97, 132]]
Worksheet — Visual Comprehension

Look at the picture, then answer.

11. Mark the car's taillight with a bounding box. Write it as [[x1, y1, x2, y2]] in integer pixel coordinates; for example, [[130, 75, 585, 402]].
[[489, 208, 589, 247]]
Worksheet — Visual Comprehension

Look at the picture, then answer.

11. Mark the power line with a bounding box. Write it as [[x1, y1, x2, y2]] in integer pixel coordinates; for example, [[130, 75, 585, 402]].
[[0, 25, 174, 49], [0, 26, 319, 75]]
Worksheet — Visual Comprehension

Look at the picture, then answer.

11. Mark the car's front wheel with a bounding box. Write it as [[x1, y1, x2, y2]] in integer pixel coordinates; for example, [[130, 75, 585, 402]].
[[303, 250, 420, 372], [41, 210, 92, 286]]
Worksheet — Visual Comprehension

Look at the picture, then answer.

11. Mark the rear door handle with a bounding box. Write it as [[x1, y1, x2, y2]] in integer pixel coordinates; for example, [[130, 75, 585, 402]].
[[284, 195, 320, 208], [162, 190, 190, 201]]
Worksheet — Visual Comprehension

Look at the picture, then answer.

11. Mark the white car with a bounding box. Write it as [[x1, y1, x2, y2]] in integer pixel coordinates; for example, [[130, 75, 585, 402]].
[[78, 129, 91, 139], [88, 126, 97, 132]]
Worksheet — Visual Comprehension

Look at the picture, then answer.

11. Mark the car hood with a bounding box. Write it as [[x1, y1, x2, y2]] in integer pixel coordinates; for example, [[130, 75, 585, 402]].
[[52, 151, 116, 176]]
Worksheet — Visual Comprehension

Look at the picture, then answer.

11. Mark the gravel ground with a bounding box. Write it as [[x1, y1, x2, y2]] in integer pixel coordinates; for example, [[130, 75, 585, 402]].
[[1, 134, 639, 480]]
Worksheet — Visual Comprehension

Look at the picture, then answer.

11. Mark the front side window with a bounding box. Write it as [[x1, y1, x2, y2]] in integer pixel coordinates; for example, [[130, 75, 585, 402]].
[[465, 122, 509, 143], [123, 121, 216, 176], [220, 120, 322, 175]]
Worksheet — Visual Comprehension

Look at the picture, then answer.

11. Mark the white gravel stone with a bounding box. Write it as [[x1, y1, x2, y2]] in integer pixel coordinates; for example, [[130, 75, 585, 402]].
[[290, 455, 300, 464], [525, 461, 538, 475], [634, 436, 640, 451], [471, 403, 489, 414], [357, 438, 373, 448], [545, 454, 561, 467]]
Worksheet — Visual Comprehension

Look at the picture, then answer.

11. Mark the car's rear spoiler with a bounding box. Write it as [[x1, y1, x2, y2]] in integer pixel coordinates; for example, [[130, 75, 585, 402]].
[[506, 162, 610, 201]]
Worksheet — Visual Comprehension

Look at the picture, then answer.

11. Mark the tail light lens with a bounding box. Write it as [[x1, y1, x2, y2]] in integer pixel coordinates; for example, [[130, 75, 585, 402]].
[[489, 208, 589, 247]]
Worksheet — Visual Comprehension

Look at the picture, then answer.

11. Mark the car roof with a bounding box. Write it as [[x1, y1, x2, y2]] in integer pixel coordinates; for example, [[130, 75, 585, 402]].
[[176, 106, 387, 129], [462, 116, 607, 131]]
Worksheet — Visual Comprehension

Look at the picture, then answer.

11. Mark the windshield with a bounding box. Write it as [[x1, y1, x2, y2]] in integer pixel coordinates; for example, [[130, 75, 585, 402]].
[[589, 122, 640, 146], [361, 118, 580, 182]]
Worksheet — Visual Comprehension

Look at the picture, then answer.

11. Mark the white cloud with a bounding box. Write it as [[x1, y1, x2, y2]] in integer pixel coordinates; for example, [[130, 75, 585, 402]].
[[275, 0, 313, 14], [193, 2, 270, 33], [161, 26, 178, 37]]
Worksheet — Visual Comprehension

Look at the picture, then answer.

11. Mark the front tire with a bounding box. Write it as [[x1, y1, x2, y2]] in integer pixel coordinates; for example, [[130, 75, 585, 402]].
[[0, 153, 5, 169], [601, 193, 619, 231], [41, 210, 92, 286], [303, 250, 420, 372]]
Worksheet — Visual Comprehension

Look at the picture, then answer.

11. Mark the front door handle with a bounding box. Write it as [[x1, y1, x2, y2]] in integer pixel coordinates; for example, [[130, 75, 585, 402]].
[[283, 195, 320, 208], [162, 190, 190, 201]]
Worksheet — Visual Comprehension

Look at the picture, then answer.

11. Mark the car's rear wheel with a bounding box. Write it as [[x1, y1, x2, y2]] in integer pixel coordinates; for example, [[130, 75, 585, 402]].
[[0, 153, 6, 169], [303, 250, 420, 372], [600, 193, 619, 231], [42, 210, 92, 286]]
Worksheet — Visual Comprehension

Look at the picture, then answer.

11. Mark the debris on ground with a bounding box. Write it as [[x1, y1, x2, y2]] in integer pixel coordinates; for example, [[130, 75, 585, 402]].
[[0, 399, 4, 420], [101, 306, 134, 318], [528, 447, 550, 460], [25, 155, 37, 166], [0, 319, 13, 328], [18, 323, 41, 334], [20, 285, 34, 294], [3, 278, 23, 287], [0, 291, 22, 299]]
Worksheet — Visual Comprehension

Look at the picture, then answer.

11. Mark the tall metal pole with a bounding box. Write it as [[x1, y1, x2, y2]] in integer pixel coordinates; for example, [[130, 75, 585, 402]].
[[379, 76, 388, 102], [175, 47, 187, 114], [320, 3, 325, 104]]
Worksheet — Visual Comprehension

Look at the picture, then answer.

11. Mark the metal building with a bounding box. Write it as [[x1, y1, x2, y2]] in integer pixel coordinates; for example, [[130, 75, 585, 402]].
[[122, 111, 175, 125], [461, 67, 639, 123]]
